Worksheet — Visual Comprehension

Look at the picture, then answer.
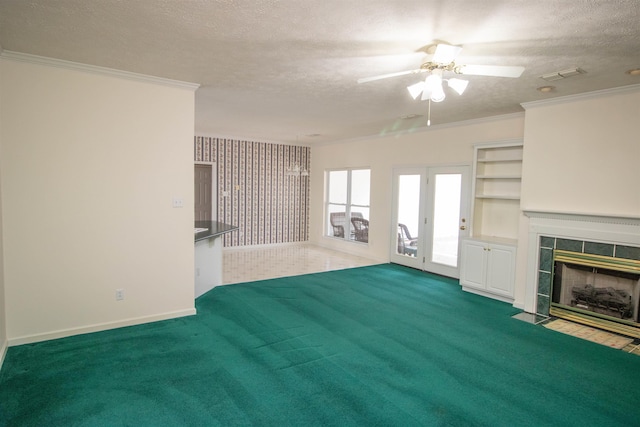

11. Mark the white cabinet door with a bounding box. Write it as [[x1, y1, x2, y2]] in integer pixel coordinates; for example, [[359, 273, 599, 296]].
[[460, 239, 487, 290], [460, 238, 516, 301], [485, 244, 515, 298]]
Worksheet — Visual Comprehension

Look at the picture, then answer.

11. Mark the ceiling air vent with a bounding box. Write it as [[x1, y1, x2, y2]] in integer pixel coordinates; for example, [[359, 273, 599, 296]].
[[541, 68, 586, 82]]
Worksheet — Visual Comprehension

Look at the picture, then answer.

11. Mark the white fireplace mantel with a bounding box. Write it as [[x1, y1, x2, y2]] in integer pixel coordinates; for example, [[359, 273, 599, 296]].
[[522, 210, 640, 313]]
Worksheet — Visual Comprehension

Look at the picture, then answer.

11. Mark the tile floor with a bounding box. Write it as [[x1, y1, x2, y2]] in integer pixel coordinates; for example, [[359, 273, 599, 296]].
[[543, 318, 634, 349], [223, 243, 380, 285], [540, 318, 640, 356]]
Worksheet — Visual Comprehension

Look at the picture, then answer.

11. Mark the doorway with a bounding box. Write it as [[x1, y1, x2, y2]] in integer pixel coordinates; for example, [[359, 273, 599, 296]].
[[195, 163, 216, 221], [390, 166, 470, 278]]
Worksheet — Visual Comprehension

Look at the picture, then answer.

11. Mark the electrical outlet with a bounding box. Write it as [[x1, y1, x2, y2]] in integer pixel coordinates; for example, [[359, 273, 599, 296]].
[[116, 289, 124, 301], [172, 197, 184, 208]]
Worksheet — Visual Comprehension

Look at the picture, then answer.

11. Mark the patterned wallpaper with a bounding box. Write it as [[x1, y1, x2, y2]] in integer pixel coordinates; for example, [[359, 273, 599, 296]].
[[194, 136, 310, 247]]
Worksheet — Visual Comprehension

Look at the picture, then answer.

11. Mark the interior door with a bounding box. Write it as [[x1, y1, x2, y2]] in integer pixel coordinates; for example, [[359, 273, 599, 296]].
[[391, 166, 470, 278], [195, 164, 215, 221]]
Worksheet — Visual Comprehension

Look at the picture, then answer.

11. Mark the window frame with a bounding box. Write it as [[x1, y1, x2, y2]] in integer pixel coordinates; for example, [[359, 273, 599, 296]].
[[325, 167, 371, 243]]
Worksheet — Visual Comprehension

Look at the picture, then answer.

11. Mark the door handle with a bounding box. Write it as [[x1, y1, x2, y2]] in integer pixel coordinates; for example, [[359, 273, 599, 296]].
[[459, 225, 466, 230]]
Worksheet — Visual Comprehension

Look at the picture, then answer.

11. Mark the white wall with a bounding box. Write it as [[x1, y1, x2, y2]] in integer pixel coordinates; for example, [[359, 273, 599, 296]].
[[512, 87, 640, 308], [520, 88, 640, 217], [311, 88, 640, 312], [0, 58, 6, 361], [0, 56, 198, 344], [309, 115, 525, 262]]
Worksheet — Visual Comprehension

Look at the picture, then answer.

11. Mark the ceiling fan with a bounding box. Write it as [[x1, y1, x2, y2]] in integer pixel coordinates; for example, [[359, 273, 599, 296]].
[[357, 43, 525, 104]]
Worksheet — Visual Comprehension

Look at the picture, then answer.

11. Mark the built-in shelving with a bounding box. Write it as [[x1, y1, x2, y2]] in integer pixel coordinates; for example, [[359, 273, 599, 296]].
[[476, 175, 522, 179], [461, 140, 523, 302], [475, 195, 520, 200], [476, 158, 522, 163], [470, 140, 524, 240]]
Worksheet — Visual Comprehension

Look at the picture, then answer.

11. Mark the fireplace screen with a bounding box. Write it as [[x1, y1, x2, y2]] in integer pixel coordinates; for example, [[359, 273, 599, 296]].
[[552, 250, 640, 325]]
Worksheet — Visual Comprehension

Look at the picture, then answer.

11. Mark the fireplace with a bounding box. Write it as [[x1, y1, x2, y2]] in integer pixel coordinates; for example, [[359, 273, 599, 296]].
[[524, 211, 640, 338], [550, 250, 640, 336]]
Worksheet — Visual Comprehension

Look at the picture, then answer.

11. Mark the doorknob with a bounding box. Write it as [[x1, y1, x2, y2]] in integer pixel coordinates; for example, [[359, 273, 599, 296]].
[[459, 225, 466, 230]]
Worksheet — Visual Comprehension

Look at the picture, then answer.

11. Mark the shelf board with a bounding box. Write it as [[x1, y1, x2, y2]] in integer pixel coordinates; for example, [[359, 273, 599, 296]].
[[476, 175, 521, 179], [475, 194, 520, 200], [466, 235, 518, 246], [476, 158, 522, 163]]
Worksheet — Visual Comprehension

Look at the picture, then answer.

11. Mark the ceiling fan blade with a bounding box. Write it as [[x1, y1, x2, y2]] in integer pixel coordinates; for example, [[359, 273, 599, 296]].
[[432, 44, 462, 64], [357, 69, 423, 84], [457, 64, 525, 78]]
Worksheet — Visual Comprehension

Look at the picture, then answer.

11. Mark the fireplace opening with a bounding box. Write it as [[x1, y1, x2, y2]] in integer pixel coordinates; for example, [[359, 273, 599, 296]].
[[551, 250, 640, 337]]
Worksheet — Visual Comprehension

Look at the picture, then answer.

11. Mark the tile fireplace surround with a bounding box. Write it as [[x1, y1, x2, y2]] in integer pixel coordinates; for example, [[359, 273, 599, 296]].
[[524, 211, 640, 317]]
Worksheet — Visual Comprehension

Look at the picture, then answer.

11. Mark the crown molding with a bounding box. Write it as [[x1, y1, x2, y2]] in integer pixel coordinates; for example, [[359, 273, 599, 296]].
[[0, 50, 200, 91], [316, 111, 525, 147], [194, 134, 311, 148], [524, 210, 640, 225], [521, 84, 640, 110]]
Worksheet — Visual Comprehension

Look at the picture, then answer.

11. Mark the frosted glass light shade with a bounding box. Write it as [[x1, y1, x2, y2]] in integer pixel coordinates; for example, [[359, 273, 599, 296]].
[[425, 73, 444, 102], [407, 81, 425, 99], [447, 78, 469, 95]]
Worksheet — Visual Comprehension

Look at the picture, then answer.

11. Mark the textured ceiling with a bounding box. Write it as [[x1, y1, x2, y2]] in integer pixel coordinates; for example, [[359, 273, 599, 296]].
[[1, 0, 639, 144]]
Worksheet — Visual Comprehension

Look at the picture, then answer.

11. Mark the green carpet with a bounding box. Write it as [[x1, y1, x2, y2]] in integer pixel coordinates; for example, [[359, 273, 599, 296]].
[[1, 263, 640, 426]]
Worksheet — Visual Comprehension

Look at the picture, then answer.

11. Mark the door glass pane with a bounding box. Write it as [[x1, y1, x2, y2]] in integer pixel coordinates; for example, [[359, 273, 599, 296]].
[[396, 175, 420, 257], [431, 173, 462, 267]]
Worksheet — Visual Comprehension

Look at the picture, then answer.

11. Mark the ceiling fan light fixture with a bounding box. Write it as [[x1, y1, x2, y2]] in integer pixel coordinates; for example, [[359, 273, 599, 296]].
[[420, 87, 433, 101], [424, 73, 440, 90], [447, 78, 469, 95], [425, 71, 445, 102], [430, 85, 446, 102], [407, 81, 425, 99]]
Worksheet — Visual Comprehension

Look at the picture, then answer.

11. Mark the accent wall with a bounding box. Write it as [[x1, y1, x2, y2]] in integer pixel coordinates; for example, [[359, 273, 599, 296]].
[[195, 136, 310, 247]]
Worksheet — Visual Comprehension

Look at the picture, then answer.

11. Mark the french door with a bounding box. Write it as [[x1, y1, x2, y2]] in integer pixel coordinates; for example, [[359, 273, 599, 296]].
[[390, 166, 470, 278]]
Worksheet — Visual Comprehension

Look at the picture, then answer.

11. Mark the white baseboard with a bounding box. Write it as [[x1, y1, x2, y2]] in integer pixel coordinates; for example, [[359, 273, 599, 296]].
[[461, 286, 515, 305], [512, 301, 525, 310], [0, 339, 8, 371], [7, 308, 197, 347], [223, 241, 308, 251]]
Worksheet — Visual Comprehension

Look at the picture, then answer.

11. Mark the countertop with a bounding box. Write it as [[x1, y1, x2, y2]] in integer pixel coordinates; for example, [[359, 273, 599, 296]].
[[194, 221, 238, 242]]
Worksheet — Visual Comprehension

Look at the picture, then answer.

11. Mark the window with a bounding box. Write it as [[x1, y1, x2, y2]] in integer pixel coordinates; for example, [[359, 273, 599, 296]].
[[326, 168, 370, 242]]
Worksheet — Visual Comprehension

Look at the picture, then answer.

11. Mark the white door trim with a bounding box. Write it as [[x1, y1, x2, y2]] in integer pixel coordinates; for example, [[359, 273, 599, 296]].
[[195, 161, 217, 221]]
